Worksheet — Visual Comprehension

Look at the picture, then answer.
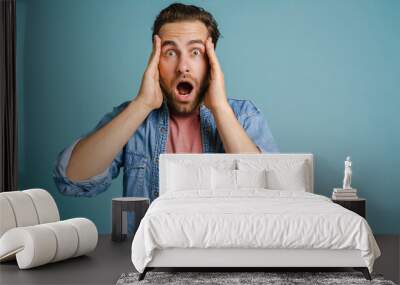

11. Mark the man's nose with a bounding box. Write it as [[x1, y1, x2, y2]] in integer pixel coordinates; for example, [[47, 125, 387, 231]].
[[177, 56, 190, 76]]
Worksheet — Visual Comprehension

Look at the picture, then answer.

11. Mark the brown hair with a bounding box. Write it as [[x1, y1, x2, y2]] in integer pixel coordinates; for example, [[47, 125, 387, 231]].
[[152, 2, 221, 47]]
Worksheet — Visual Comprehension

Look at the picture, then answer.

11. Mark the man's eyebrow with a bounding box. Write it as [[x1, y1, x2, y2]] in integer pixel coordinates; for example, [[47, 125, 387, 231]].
[[161, 39, 205, 48], [161, 40, 177, 48], [187, 39, 205, 46]]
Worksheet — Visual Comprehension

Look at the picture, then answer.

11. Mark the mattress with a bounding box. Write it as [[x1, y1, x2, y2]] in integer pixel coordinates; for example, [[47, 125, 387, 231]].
[[131, 189, 381, 273]]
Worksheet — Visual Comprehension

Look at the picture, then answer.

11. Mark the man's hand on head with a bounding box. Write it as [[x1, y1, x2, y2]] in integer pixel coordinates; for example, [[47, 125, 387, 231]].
[[203, 37, 229, 113], [135, 35, 164, 113]]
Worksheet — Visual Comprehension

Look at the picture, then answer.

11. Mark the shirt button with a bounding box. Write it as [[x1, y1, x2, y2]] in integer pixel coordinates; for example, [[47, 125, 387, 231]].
[[154, 191, 159, 197], [160, 127, 165, 132]]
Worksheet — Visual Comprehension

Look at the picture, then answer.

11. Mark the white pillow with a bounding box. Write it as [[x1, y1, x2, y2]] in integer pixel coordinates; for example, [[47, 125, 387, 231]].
[[167, 162, 211, 191], [211, 168, 268, 190], [266, 166, 307, 191], [237, 159, 309, 191], [236, 169, 268, 189], [211, 168, 237, 190]]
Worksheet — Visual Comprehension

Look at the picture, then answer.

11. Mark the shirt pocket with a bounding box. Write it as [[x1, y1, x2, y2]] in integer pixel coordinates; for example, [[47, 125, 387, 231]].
[[124, 152, 149, 193]]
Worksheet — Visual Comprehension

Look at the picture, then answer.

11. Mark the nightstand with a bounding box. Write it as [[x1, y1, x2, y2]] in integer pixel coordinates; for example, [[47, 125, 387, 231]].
[[332, 198, 366, 218], [112, 197, 150, 242]]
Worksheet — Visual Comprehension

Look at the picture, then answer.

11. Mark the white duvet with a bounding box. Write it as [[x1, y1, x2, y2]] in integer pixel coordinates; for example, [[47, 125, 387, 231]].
[[131, 189, 380, 273]]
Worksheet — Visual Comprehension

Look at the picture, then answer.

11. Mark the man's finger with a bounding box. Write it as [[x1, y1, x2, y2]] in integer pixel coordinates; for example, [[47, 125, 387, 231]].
[[146, 36, 156, 66], [205, 37, 221, 73], [147, 35, 161, 69]]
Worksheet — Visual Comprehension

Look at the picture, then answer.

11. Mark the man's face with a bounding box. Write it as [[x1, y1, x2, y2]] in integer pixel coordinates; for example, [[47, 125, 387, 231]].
[[158, 20, 210, 115]]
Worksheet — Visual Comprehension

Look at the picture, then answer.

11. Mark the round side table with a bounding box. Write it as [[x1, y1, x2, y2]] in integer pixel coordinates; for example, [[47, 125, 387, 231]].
[[112, 197, 149, 242]]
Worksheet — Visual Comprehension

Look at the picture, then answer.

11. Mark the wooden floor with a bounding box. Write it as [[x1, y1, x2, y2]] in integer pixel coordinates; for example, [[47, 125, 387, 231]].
[[0, 234, 399, 284], [374, 235, 400, 284]]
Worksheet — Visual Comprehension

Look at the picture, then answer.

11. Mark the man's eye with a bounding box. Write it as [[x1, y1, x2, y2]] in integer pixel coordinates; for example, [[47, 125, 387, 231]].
[[192, 49, 201, 56], [166, 50, 176, 57]]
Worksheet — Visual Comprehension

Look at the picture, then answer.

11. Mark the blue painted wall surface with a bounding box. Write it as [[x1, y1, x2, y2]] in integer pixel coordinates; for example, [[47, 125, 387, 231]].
[[16, 0, 400, 234]]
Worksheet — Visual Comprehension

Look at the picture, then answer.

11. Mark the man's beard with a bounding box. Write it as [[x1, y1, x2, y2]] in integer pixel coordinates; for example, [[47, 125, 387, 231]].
[[161, 79, 209, 116]]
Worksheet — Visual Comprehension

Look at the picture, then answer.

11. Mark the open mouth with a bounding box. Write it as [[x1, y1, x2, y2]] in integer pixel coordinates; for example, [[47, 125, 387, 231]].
[[176, 81, 194, 96]]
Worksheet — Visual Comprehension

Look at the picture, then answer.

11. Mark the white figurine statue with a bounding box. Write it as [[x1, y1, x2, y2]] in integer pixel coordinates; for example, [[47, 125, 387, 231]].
[[342, 156, 352, 189]]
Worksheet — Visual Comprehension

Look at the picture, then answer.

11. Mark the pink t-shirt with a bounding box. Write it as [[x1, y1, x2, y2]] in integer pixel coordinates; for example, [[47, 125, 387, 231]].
[[166, 107, 203, 153]]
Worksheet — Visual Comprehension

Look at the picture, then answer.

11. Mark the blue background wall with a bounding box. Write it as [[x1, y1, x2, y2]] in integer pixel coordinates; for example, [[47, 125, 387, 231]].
[[16, 0, 400, 234]]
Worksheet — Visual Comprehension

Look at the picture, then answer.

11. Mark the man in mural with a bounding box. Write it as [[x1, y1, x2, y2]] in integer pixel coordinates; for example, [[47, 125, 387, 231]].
[[53, 3, 278, 233]]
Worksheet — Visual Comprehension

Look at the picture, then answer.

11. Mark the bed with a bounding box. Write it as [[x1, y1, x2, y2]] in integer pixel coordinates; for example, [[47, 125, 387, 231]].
[[131, 153, 381, 281]]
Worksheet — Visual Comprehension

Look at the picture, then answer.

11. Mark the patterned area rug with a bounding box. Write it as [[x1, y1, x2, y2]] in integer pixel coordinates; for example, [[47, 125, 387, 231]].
[[116, 271, 396, 285]]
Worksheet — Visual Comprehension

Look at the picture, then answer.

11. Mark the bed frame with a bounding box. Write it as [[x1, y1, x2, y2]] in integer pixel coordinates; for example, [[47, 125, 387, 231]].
[[138, 154, 371, 280]]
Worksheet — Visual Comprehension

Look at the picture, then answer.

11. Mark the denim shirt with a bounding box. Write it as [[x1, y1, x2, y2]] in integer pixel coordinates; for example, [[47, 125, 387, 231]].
[[53, 97, 278, 233]]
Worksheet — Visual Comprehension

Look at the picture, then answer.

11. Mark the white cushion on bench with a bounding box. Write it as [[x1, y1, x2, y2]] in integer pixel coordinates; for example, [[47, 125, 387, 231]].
[[0, 196, 17, 237], [0, 189, 97, 269], [0, 218, 97, 269]]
